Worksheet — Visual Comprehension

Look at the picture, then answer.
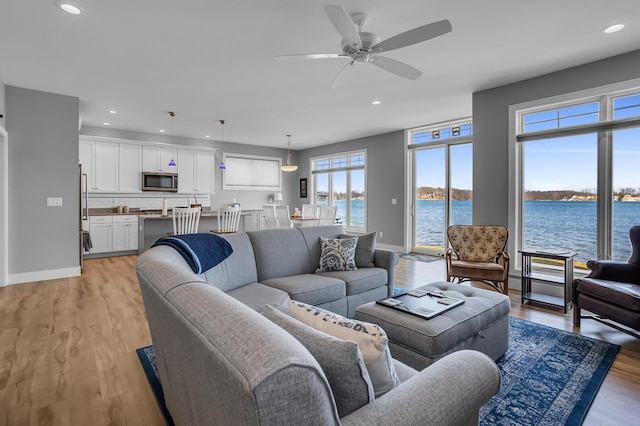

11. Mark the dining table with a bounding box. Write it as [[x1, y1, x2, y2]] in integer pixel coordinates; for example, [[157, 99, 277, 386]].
[[290, 215, 320, 227]]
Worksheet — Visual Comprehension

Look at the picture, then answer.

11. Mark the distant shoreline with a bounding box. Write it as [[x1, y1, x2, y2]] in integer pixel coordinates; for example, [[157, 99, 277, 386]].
[[415, 197, 640, 202]]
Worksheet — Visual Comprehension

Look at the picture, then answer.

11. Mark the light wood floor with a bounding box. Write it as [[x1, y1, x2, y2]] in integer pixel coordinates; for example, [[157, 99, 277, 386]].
[[0, 255, 638, 425]]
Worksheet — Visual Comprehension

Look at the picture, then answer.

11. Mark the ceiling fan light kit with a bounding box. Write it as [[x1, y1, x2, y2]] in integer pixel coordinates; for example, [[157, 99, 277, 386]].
[[275, 4, 452, 85]]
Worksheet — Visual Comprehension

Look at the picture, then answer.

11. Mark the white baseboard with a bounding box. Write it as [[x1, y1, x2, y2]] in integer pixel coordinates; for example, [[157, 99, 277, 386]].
[[6, 266, 81, 286], [376, 243, 404, 253]]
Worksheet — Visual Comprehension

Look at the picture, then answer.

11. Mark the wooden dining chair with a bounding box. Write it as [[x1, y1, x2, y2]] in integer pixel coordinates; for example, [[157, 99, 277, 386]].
[[212, 206, 241, 234], [171, 206, 201, 235]]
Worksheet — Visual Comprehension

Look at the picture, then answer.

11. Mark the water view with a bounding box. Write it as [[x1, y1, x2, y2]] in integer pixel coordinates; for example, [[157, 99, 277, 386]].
[[415, 200, 638, 263]]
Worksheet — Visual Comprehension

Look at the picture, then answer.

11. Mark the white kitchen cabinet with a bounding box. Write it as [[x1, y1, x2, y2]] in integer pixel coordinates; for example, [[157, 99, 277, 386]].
[[112, 215, 138, 251], [80, 138, 119, 192], [143, 145, 178, 172], [89, 216, 113, 253], [177, 149, 196, 193], [118, 144, 142, 192], [178, 148, 215, 193], [195, 150, 215, 193]]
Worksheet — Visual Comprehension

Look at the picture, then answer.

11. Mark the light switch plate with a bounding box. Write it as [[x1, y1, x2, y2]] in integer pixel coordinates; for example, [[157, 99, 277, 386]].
[[47, 197, 63, 207], [391, 198, 397, 204]]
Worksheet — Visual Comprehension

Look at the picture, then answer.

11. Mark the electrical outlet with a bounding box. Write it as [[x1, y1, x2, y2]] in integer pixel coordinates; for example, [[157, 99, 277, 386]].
[[379, 231, 383, 238], [47, 197, 63, 207]]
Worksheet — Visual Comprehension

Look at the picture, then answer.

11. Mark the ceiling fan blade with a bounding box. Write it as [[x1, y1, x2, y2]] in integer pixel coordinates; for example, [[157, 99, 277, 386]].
[[330, 61, 353, 89], [323, 5, 362, 50], [372, 19, 452, 53], [274, 53, 345, 61], [370, 56, 423, 80]]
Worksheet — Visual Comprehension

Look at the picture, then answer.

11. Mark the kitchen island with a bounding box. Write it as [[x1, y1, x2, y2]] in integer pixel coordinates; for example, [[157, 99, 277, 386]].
[[137, 210, 261, 254]]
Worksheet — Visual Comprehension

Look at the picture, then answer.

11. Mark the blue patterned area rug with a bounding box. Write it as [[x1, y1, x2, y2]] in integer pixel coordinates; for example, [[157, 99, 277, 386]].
[[480, 317, 619, 425], [399, 253, 440, 263], [137, 317, 619, 426], [136, 346, 175, 426]]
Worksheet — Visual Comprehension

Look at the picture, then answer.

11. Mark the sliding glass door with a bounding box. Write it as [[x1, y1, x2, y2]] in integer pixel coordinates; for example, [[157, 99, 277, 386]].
[[411, 140, 472, 255]]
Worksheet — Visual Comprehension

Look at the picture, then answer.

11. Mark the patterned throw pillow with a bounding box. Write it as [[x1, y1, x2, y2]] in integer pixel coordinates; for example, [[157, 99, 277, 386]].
[[263, 305, 374, 417], [317, 237, 358, 272], [289, 300, 401, 398]]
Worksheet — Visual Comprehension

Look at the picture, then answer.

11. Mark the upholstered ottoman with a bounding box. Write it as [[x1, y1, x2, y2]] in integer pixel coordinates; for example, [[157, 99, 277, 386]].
[[355, 282, 511, 370]]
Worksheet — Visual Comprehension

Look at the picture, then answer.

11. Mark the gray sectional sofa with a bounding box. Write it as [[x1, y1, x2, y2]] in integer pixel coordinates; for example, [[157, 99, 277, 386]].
[[136, 225, 502, 425], [200, 225, 397, 317]]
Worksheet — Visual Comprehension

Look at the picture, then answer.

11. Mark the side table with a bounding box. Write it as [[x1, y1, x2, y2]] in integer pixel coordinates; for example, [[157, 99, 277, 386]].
[[520, 250, 576, 313]]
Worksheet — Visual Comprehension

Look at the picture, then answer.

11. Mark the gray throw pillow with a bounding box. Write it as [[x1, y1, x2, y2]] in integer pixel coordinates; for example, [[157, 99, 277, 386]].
[[341, 232, 376, 268], [263, 305, 374, 417]]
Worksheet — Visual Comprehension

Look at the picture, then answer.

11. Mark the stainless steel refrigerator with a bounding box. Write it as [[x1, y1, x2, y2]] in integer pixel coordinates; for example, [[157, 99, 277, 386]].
[[79, 164, 89, 270]]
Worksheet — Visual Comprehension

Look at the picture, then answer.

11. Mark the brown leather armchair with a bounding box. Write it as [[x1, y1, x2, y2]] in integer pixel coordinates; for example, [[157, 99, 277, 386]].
[[572, 226, 640, 338], [445, 225, 510, 295]]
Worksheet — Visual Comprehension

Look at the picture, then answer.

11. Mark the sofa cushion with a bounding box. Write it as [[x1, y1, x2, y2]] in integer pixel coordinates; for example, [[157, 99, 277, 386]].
[[248, 228, 315, 280], [317, 268, 388, 296], [263, 305, 374, 417], [201, 232, 258, 292], [317, 237, 358, 272], [575, 278, 640, 312], [289, 301, 401, 398], [226, 283, 290, 313], [262, 274, 345, 306], [298, 225, 345, 269], [341, 232, 376, 268]]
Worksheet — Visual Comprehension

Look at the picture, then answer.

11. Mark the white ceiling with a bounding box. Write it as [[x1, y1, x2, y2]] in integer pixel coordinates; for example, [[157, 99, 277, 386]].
[[1, 1, 639, 149]]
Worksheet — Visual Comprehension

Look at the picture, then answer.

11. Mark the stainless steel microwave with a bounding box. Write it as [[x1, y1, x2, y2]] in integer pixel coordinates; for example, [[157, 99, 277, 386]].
[[142, 172, 178, 192]]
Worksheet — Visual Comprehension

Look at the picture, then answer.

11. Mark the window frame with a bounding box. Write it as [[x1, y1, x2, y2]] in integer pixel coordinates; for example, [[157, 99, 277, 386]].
[[510, 83, 640, 271], [407, 118, 473, 254], [310, 149, 367, 232]]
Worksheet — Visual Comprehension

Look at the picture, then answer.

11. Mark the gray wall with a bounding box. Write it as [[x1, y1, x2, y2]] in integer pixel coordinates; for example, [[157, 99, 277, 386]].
[[81, 126, 298, 211], [0, 78, 5, 128], [472, 49, 640, 227], [7, 86, 79, 275], [297, 131, 405, 247]]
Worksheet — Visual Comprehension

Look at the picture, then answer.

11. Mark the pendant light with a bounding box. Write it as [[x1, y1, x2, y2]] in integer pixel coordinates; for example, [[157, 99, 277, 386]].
[[218, 119, 226, 170], [281, 134, 298, 172], [167, 111, 177, 167]]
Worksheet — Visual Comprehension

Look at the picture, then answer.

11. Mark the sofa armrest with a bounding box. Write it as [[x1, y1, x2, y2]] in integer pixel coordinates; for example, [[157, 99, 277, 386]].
[[341, 350, 501, 426], [586, 260, 640, 284], [374, 249, 399, 296]]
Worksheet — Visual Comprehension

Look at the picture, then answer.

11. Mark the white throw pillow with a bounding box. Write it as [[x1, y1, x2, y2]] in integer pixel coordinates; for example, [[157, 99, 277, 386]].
[[317, 237, 358, 272], [289, 300, 401, 397]]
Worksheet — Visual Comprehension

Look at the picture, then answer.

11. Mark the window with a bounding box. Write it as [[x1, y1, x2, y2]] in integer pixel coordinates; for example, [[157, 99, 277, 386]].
[[516, 90, 640, 269], [311, 150, 366, 231], [409, 120, 473, 254]]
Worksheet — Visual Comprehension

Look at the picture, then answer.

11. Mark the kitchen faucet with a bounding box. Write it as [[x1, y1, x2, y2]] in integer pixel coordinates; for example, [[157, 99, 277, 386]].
[[189, 194, 201, 209]]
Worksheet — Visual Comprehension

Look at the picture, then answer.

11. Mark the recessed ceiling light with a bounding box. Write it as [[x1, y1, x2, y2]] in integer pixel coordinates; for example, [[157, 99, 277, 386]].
[[603, 23, 625, 34], [109, 110, 117, 114], [371, 100, 382, 105], [159, 129, 165, 133], [103, 122, 109, 126], [205, 135, 210, 138], [56, 1, 83, 15]]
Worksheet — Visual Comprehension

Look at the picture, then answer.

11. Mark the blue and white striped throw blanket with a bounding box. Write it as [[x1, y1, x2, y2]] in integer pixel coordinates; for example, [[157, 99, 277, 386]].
[[152, 233, 233, 274]]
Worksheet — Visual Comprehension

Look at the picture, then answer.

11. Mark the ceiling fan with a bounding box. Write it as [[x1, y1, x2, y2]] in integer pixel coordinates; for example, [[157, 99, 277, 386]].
[[274, 5, 452, 87]]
